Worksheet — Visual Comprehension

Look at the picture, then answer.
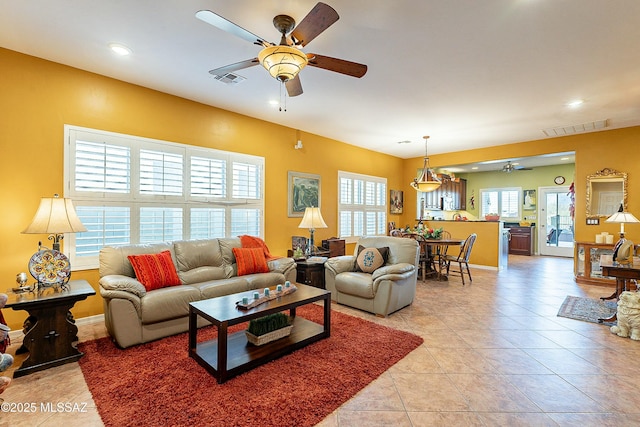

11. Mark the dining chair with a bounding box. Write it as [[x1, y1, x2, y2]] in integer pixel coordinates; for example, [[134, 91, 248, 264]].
[[444, 233, 477, 285], [402, 233, 431, 281], [430, 230, 451, 276]]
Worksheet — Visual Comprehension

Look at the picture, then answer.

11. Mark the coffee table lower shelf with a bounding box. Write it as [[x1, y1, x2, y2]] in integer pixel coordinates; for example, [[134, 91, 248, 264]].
[[191, 316, 324, 382]]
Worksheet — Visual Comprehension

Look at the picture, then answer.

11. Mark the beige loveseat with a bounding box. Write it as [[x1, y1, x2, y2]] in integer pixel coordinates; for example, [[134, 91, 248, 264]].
[[325, 236, 419, 317], [98, 238, 296, 348]]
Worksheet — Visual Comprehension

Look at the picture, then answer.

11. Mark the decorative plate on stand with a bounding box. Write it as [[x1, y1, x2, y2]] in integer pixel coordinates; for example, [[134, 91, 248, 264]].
[[28, 249, 71, 285]]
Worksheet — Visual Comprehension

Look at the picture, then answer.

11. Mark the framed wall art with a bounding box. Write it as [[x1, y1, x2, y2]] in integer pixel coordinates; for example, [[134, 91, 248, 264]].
[[288, 171, 321, 217], [523, 189, 536, 209], [390, 189, 403, 214]]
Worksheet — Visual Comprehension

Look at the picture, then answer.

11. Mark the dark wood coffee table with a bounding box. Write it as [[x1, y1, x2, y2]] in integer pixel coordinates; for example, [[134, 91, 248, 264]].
[[188, 283, 331, 383]]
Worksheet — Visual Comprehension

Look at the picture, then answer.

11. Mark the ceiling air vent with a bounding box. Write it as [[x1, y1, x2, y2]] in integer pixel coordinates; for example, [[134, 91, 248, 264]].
[[209, 71, 246, 85], [542, 119, 609, 137]]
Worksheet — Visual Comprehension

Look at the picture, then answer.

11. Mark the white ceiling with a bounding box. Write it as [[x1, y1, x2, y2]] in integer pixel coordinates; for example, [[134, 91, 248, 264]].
[[1, 0, 639, 159]]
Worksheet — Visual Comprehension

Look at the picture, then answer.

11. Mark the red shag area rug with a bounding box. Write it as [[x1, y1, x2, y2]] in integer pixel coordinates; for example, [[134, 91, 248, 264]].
[[78, 304, 423, 427]]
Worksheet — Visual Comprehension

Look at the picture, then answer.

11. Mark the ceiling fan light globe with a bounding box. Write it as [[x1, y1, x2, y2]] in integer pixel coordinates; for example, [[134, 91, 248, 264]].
[[258, 46, 308, 82]]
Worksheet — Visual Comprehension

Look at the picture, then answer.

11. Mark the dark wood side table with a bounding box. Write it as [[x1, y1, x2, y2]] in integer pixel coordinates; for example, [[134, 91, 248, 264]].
[[598, 263, 640, 323], [295, 260, 326, 289], [5, 280, 95, 377]]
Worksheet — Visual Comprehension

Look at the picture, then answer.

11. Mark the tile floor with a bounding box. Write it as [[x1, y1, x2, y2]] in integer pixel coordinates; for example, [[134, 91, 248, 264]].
[[2, 255, 640, 426]]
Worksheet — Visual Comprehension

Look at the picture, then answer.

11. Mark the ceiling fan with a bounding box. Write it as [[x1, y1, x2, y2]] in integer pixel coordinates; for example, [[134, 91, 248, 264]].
[[502, 161, 532, 173], [195, 2, 367, 97]]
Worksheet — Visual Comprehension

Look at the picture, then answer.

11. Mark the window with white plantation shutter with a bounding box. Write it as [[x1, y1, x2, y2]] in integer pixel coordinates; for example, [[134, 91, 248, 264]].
[[480, 188, 521, 220], [140, 207, 183, 243], [139, 149, 183, 196], [73, 206, 130, 256], [65, 125, 264, 270], [232, 161, 260, 199], [190, 208, 226, 239], [337, 171, 387, 242], [231, 208, 261, 236], [190, 156, 226, 198], [74, 140, 130, 193]]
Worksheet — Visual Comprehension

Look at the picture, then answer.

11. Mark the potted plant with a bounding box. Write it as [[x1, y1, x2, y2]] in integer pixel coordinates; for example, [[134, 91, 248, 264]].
[[421, 227, 443, 239], [245, 313, 293, 346]]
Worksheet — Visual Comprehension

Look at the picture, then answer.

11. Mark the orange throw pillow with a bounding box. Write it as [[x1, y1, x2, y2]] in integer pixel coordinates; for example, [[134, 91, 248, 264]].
[[127, 251, 182, 291], [233, 247, 270, 276]]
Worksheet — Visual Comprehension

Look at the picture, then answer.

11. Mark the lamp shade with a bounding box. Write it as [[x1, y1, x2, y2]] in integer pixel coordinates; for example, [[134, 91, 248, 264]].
[[298, 207, 328, 230], [605, 211, 640, 225], [605, 207, 639, 236], [258, 45, 308, 82], [22, 195, 87, 235]]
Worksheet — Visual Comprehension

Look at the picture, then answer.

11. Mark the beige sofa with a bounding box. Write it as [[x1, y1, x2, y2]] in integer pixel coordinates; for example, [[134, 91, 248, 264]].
[[325, 236, 419, 317], [98, 238, 296, 348]]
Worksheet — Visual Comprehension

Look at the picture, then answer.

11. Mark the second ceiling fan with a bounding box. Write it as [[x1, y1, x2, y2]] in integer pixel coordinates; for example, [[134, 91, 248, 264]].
[[502, 161, 532, 173], [196, 2, 368, 97]]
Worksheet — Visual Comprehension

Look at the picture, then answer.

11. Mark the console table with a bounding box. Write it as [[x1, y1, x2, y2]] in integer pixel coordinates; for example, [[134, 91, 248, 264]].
[[600, 263, 640, 300], [5, 280, 95, 377], [575, 241, 640, 286]]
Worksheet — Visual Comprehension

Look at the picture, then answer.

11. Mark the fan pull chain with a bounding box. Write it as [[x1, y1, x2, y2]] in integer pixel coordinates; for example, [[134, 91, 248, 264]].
[[279, 81, 287, 112]]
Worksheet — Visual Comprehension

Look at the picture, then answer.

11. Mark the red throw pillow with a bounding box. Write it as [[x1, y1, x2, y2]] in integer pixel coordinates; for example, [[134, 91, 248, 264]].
[[127, 251, 181, 291], [233, 247, 270, 276]]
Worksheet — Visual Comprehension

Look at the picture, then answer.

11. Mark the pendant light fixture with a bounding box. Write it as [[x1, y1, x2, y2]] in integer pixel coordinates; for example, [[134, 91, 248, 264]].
[[410, 136, 441, 193]]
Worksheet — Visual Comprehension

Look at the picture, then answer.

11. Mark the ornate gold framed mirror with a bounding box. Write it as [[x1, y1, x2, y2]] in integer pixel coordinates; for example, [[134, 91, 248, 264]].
[[585, 168, 627, 217]]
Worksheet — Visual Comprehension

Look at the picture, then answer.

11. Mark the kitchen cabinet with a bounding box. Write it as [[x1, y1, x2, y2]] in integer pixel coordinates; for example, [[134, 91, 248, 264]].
[[420, 178, 467, 211], [508, 226, 535, 255]]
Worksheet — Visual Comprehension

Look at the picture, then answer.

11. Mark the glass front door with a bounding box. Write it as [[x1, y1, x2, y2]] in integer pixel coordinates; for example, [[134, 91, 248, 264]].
[[539, 186, 574, 257]]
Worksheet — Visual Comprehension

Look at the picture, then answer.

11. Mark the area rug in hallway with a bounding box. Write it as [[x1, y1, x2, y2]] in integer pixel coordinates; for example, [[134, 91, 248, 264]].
[[78, 304, 423, 427], [557, 295, 617, 324]]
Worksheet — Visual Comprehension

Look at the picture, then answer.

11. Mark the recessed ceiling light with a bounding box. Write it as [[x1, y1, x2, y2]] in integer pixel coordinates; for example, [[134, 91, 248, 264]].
[[109, 43, 132, 56], [268, 100, 279, 106], [471, 166, 479, 170], [560, 157, 569, 161], [567, 99, 584, 108]]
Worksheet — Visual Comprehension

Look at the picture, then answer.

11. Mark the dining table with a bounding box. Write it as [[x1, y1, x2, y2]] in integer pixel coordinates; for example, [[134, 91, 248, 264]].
[[400, 232, 465, 280], [422, 238, 466, 280]]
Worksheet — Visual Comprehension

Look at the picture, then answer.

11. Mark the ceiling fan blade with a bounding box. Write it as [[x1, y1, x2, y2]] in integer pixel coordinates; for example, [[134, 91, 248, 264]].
[[208, 59, 259, 77], [286, 75, 303, 97], [291, 2, 339, 47], [307, 54, 368, 78], [196, 10, 270, 47]]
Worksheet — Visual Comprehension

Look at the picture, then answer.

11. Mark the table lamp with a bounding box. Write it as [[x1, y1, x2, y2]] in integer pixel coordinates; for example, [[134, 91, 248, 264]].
[[605, 204, 639, 264], [22, 194, 87, 251], [298, 207, 327, 256]]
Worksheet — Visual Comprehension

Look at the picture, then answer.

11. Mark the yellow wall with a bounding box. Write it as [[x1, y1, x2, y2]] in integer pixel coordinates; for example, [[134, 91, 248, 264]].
[[3, 47, 640, 329], [0, 48, 404, 329], [399, 128, 640, 247]]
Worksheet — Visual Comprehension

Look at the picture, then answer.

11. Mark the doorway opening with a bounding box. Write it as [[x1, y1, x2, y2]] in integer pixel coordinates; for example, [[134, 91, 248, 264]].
[[538, 186, 574, 257]]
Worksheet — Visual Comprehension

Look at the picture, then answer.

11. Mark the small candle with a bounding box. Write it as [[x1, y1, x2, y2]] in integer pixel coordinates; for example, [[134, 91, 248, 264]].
[[264, 287, 270, 296], [285, 281, 291, 288], [253, 292, 260, 300], [242, 297, 249, 305], [276, 284, 283, 292]]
